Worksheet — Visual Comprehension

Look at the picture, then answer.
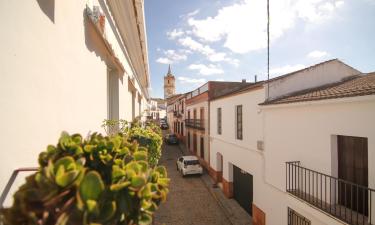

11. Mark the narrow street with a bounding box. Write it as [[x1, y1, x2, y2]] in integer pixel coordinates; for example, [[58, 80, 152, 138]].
[[154, 140, 231, 225]]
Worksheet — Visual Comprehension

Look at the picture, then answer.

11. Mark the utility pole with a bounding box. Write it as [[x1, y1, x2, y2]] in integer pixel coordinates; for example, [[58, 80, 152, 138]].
[[267, 0, 270, 100]]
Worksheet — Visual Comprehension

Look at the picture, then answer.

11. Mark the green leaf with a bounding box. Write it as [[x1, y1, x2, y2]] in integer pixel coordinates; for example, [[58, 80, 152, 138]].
[[59, 132, 72, 150], [72, 134, 82, 144], [155, 166, 167, 178], [56, 170, 80, 187], [86, 199, 98, 215], [110, 181, 130, 191], [157, 178, 170, 188], [84, 145, 96, 153], [138, 213, 152, 225], [112, 165, 125, 182], [54, 156, 75, 174], [100, 201, 116, 221], [79, 171, 104, 201], [133, 151, 148, 161], [130, 176, 146, 189]]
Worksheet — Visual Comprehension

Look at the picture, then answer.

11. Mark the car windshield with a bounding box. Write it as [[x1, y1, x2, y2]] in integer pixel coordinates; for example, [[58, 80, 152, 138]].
[[169, 134, 177, 138], [184, 160, 199, 165]]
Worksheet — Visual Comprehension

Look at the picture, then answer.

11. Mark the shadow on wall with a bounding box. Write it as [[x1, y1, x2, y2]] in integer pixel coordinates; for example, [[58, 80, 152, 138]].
[[83, 9, 107, 65], [83, 5, 125, 85], [36, 0, 55, 23]]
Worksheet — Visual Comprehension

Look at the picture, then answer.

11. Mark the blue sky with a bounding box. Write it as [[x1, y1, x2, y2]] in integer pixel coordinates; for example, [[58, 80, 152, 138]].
[[145, 0, 375, 98]]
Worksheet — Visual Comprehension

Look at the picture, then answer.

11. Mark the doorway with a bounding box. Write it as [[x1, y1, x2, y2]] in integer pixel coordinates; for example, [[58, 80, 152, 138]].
[[233, 165, 253, 215], [338, 135, 368, 215], [193, 133, 197, 153], [200, 137, 204, 160]]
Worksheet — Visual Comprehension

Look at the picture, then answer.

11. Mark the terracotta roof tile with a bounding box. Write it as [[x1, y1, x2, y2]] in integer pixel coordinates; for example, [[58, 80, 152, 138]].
[[261, 73, 375, 105]]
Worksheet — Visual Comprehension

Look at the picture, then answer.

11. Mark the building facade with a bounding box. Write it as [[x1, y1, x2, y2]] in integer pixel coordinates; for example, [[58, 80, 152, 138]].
[[0, 0, 150, 201], [166, 94, 187, 142], [186, 81, 253, 170], [209, 59, 375, 225]]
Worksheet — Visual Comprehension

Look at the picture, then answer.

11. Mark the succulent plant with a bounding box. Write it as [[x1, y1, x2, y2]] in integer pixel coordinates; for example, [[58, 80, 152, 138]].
[[102, 119, 163, 168], [1, 131, 169, 225]]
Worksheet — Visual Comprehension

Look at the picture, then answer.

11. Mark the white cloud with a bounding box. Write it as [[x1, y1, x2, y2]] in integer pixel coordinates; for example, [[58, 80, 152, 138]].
[[307, 50, 329, 58], [178, 36, 215, 55], [156, 57, 172, 64], [166, 29, 185, 40], [178, 76, 206, 84], [186, 9, 200, 18], [335, 1, 344, 7], [178, 36, 239, 65], [188, 64, 224, 76], [270, 64, 305, 76], [186, 0, 344, 54], [165, 49, 187, 61], [215, 78, 225, 81], [156, 49, 188, 64]]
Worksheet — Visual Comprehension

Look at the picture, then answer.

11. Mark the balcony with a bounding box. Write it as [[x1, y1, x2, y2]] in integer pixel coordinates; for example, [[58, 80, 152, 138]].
[[286, 161, 374, 225], [185, 119, 204, 130], [173, 111, 183, 118]]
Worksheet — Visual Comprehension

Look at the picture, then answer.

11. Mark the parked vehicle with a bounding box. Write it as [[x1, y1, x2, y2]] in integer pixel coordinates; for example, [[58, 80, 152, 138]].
[[165, 134, 178, 144], [160, 123, 168, 130], [176, 156, 203, 176]]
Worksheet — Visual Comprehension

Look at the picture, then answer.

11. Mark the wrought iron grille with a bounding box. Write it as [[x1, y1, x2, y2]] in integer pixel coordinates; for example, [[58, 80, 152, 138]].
[[286, 161, 374, 225], [288, 207, 311, 225]]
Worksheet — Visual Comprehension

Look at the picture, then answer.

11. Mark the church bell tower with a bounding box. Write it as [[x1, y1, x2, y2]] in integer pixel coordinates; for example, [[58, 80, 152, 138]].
[[164, 65, 175, 99]]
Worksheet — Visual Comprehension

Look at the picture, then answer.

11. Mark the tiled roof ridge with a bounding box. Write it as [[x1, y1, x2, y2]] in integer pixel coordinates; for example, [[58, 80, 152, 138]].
[[211, 81, 265, 101], [267, 59, 361, 83], [261, 73, 375, 105]]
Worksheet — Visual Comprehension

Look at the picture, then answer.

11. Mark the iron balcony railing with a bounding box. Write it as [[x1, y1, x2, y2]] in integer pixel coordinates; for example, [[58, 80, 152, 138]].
[[173, 111, 182, 118], [286, 161, 374, 225], [0, 167, 39, 209], [185, 119, 204, 130]]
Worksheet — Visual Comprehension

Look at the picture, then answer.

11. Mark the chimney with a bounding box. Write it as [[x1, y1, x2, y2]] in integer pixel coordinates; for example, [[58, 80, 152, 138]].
[[242, 79, 246, 83], [254, 75, 257, 82]]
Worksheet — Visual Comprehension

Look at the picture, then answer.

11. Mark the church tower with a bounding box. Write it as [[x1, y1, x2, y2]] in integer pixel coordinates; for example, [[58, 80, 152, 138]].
[[164, 65, 175, 99]]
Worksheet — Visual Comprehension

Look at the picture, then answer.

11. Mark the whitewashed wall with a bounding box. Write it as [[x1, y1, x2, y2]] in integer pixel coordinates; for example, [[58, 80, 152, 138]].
[[0, 0, 148, 198], [210, 88, 265, 159], [266, 60, 360, 100], [263, 96, 375, 224], [209, 86, 372, 224]]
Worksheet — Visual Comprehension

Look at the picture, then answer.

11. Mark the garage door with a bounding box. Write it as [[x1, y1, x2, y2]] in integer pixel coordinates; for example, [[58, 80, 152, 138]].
[[233, 165, 253, 215]]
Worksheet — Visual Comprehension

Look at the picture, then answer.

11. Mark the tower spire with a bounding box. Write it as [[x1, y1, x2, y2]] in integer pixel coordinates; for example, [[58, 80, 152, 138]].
[[167, 64, 172, 76]]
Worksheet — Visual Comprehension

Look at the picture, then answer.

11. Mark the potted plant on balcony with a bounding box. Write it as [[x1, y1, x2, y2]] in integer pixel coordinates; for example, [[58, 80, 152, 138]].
[[0, 132, 169, 225]]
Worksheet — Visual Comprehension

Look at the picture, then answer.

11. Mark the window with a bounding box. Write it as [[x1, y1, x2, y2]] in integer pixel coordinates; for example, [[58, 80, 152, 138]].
[[236, 105, 243, 140], [107, 68, 119, 125], [288, 208, 311, 225], [217, 108, 222, 134]]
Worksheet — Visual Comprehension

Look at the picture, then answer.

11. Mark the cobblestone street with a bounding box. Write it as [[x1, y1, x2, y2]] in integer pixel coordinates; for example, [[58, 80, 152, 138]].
[[153, 142, 231, 225]]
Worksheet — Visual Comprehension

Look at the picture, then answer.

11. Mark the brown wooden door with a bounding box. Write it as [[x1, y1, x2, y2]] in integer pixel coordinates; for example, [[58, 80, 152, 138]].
[[338, 135, 368, 215], [200, 137, 204, 160]]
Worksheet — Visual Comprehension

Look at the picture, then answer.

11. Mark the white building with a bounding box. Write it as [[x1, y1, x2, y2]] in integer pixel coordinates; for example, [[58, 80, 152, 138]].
[[209, 59, 375, 225], [0, 0, 150, 202], [148, 98, 166, 121]]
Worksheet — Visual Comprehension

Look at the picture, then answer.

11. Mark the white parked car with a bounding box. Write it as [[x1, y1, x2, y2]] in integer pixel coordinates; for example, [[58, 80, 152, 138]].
[[176, 156, 203, 176]]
